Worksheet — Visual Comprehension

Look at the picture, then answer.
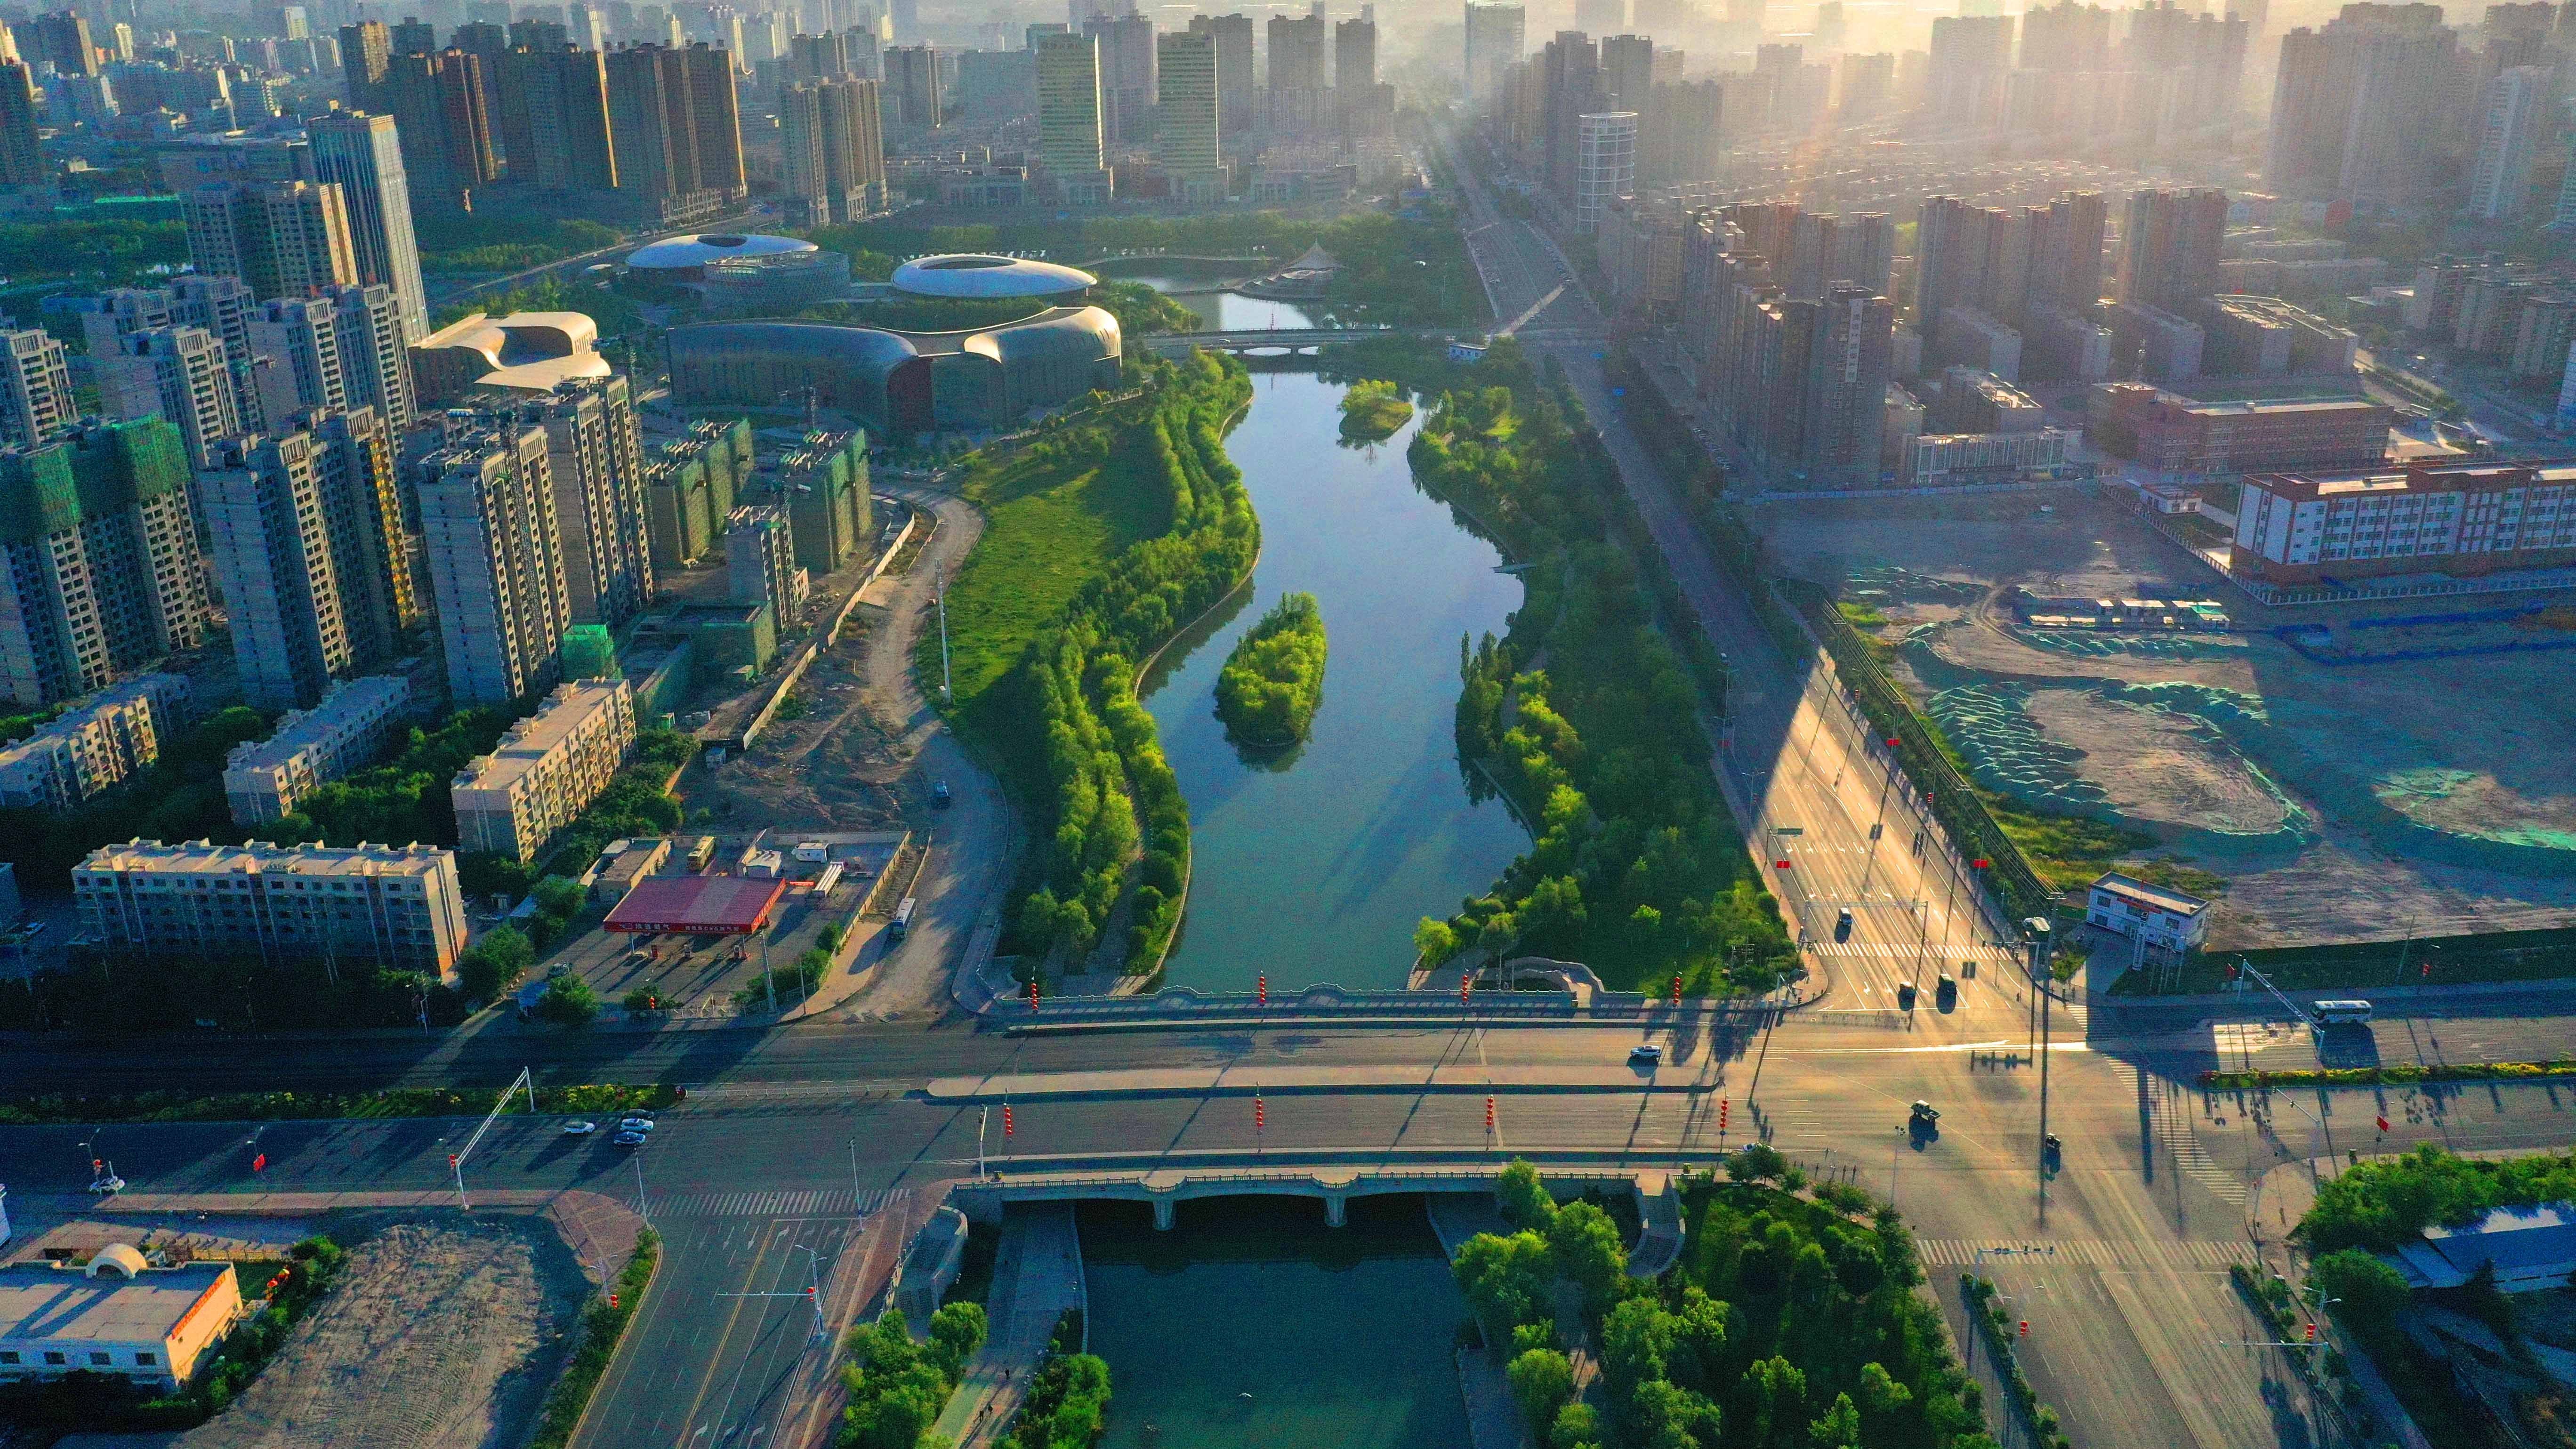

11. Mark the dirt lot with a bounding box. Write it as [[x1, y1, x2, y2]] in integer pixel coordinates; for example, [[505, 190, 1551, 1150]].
[[174, 1214, 596, 1449], [1759, 489, 2576, 947]]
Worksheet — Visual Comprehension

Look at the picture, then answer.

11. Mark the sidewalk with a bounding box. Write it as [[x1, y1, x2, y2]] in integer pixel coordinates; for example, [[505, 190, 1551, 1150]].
[[933, 1203, 1085, 1447], [923, 1062, 1722, 1103]]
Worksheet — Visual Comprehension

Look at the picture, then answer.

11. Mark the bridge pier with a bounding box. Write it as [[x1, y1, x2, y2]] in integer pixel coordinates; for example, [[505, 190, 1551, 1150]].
[[1325, 1192, 1348, 1228], [1153, 1197, 1175, 1231]]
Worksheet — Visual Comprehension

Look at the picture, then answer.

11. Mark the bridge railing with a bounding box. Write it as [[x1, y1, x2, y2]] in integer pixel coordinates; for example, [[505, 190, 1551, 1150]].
[[992, 983, 1784, 1024], [970, 1164, 1652, 1191]]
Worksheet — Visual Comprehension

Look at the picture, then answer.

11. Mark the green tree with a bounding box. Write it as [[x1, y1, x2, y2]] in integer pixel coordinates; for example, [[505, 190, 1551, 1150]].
[[1629, 1378, 1720, 1449], [1856, 1360, 1912, 1426], [532, 876, 587, 919], [1807, 1392, 1861, 1448], [1454, 1231, 1557, 1339], [2310, 1247, 2413, 1340], [1601, 1296, 1675, 1407], [1546, 1200, 1628, 1318], [459, 925, 535, 1001], [1668, 1287, 1730, 1393], [1549, 1401, 1603, 1449], [1507, 1347, 1575, 1429], [1497, 1159, 1558, 1231], [534, 975, 599, 1027], [926, 1301, 988, 1384], [1741, 1355, 1808, 1449], [1414, 917, 1462, 969], [1725, 1143, 1787, 1183]]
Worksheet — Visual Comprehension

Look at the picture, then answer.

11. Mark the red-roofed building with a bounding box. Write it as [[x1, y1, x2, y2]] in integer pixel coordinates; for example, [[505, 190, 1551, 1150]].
[[603, 874, 787, 935]]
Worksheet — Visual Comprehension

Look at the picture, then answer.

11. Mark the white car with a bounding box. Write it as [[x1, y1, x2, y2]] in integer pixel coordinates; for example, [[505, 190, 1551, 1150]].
[[563, 1121, 599, 1136], [617, 1117, 656, 1133], [1629, 1042, 1663, 1064]]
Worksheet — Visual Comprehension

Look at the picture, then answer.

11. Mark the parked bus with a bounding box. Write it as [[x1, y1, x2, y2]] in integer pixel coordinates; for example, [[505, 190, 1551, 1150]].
[[2313, 999, 2374, 1026], [889, 897, 917, 942], [686, 835, 717, 872]]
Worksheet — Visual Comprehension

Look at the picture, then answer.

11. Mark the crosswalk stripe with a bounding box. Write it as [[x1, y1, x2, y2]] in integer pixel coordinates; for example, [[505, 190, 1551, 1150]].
[[647, 1187, 894, 1219], [1917, 1238, 2248, 1269]]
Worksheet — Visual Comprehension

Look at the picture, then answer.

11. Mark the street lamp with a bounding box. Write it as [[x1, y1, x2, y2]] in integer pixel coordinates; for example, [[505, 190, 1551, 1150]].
[[2024, 917, 2054, 1216]]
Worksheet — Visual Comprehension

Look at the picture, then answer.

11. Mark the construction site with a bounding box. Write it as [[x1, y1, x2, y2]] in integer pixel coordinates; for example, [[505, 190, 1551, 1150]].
[[1756, 488, 2576, 948]]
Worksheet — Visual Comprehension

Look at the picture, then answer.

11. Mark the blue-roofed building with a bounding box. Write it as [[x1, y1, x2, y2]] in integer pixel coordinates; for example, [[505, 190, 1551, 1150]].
[[2383, 1202, 2576, 1293]]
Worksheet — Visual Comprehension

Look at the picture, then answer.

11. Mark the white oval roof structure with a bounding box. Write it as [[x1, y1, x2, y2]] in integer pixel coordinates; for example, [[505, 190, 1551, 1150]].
[[627, 233, 817, 274], [891, 254, 1097, 299]]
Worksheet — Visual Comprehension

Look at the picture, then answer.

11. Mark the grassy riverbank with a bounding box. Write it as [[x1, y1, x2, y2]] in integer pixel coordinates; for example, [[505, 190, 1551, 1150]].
[[1395, 340, 1796, 994], [1215, 592, 1328, 746], [929, 353, 1257, 973]]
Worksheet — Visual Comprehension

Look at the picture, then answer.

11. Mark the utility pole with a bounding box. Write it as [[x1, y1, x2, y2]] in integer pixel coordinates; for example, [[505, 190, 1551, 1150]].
[[2027, 917, 2053, 1219], [936, 583, 952, 702]]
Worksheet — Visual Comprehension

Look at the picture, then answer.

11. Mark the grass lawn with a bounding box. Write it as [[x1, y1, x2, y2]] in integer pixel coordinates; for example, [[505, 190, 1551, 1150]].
[[929, 403, 1176, 792], [2129, 924, 2576, 995]]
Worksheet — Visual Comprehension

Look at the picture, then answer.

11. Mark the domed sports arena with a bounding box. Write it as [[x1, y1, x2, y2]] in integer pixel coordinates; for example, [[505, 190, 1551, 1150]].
[[667, 254, 1120, 435], [626, 233, 821, 284], [887, 254, 1098, 300]]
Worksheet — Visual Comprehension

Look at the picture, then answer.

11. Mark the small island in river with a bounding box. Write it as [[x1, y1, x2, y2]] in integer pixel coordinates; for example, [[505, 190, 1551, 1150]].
[[1337, 379, 1415, 443], [1214, 592, 1328, 747]]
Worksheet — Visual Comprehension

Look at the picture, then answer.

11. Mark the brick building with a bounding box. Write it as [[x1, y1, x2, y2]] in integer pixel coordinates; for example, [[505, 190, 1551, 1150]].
[[2088, 384, 2391, 479]]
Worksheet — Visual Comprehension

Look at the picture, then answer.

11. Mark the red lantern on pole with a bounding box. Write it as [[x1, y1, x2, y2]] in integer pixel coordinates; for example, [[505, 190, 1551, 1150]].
[[1003, 1103, 1014, 1138], [1774, 859, 1792, 870], [2304, 1322, 2317, 1343], [2019, 1320, 2030, 1338], [1255, 1095, 1265, 1132], [1460, 973, 1472, 1005], [1670, 974, 1682, 1005], [1973, 859, 1992, 869], [1485, 1095, 1496, 1131], [608, 1292, 620, 1308], [1884, 738, 1899, 749], [1257, 974, 1267, 1007], [1028, 978, 1040, 1010]]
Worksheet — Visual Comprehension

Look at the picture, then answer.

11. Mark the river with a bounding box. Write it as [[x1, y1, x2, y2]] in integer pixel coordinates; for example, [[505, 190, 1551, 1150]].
[[1080, 1197, 1475, 1449], [1138, 368, 1528, 993]]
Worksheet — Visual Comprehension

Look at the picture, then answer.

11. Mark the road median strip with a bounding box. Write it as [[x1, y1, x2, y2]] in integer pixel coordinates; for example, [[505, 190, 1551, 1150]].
[[922, 1065, 1720, 1102], [0, 1083, 681, 1125], [2200, 1059, 2576, 1090]]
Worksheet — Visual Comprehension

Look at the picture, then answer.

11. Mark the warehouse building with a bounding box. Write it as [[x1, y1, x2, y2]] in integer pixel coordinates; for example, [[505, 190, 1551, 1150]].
[[0, 1248, 242, 1392], [2088, 384, 2393, 480]]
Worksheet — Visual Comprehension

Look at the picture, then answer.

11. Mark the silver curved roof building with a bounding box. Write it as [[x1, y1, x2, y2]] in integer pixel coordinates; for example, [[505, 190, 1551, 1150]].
[[627, 233, 819, 281], [668, 306, 1123, 433], [889, 254, 1098, 299]]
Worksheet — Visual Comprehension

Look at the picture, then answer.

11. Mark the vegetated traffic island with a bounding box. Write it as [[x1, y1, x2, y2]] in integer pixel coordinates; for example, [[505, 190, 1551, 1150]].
[[1214, 591, 1328, 749], [923, 351, 1257, 977], [1337, 378, 1415, 443]]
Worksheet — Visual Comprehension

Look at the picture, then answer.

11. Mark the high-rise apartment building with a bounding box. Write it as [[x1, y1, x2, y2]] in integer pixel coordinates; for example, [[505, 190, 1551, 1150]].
[[1538, 31, 1601, 204], [201, 411, 407, 708], [417, 421, 572, 706], [1036, 31, 1107, 187], [1576, 0, 1626, 32], [1639, 77, 1722, 186], [2016, 0, 2112, 70], [525, 377, 654, 627], [781, 77, 885, 224], [1834, 50, 1892, 118], [604, 43, 748, 223], [1600, 32, 1653, 108], [306, 113, 431, 343], [1086, 15, 1154, 144], [1157, 31, 1223, 200], [883, 41, 942, 126], [0, 63, 41, 189], [1573, 111, 1636, 230], [1780, 283, 1894, 483], [448, 20, 512, 161], [383, 48, 499, 208], [1267, 9, 1328, 135], [184, 179, 357, 303], [30, 10, 98, 76], [340, 19, 392, 106], [1682, 207, 1897, 488], [2118, 187, 2227, 314], [0, 419, 206, 705], [1336, 16, 1389, 136], [247, 297, 350, 428], [96, 328, 240, 469], [1464, 1, 1526, 109], [498, 47, 618, 194], [0, 329, 74, 449], [320, 283, 416, 435], [775, 429, 869, 576], [725, 504, 804, 619], [2267, 5, 2456, 206], [2469, 64, 2550, 221], [1925, 13, 2012, 124], [80, 278, 260, 431], [1187, 13, 1255, 137]]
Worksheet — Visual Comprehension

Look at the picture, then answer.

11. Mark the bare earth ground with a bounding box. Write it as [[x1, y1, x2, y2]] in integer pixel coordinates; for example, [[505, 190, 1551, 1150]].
[[173, 1213, 598, 1449], [1757, 491, 2576, 946]]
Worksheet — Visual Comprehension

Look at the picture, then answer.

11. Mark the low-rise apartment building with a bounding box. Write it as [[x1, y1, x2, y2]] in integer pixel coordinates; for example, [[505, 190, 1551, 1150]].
[[2088, 384, 2392, 480], [222, 674, 414, 825], [450, 679, 638, 862], [2231, 459, 2576, 582], [0, 675, 191, 811], [73, 838, 468, 977]]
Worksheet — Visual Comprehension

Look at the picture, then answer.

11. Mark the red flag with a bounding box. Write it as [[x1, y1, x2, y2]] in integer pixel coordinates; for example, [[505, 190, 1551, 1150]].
[[1973, 858, 1992, 869], [252, 1153, 266, 1173], [1775, 860, 1791, 869], [2376, 1115, 2390, 1133]]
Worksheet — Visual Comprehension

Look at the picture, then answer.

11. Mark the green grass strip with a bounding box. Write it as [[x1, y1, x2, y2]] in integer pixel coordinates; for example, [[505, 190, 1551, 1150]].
[[0, 1082, 681, 1124], [2201, 1060, 2576, 1091], [530, 1227, 660, 1449]]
